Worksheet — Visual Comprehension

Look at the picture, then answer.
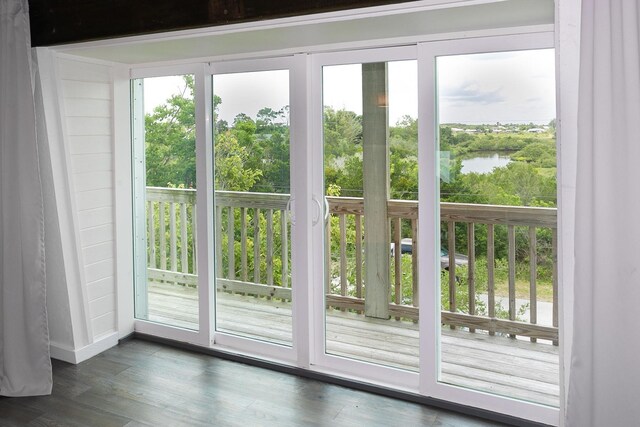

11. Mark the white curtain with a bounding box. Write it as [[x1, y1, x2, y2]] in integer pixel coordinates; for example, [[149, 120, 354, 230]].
[[567, 1, 640, 425], [0, 0, 52, 396]]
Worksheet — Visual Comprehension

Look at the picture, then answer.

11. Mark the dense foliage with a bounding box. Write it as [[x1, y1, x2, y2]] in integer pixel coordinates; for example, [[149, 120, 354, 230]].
[[144, 76, 557, 316]]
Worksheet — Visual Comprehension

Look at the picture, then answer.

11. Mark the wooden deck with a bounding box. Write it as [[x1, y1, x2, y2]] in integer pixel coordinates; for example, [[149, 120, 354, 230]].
[[147, 282, 559, 407]]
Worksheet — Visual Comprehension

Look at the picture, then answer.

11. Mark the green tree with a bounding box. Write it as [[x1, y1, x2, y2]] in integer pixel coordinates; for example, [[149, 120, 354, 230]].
[[214, 131, 262, 191], [145, 75, 196, 188]]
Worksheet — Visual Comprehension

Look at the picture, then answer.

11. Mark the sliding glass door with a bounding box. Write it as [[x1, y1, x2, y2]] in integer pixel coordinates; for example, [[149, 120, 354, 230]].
[[418, 35, 559, 425], [321, 60, 420, 369], [434, 49, 558, 407], [130, 36, 559, 425], [310, 48, 420, 390], [212, 67, 293, 346], [133, 72, 200, 330]]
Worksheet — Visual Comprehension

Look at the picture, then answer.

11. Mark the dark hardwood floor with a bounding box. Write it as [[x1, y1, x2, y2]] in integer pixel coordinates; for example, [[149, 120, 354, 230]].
[[0, 339, 508, 426]]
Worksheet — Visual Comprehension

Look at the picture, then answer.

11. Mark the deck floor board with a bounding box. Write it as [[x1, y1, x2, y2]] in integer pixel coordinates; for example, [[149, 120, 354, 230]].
[[146, 281, 559, 408]]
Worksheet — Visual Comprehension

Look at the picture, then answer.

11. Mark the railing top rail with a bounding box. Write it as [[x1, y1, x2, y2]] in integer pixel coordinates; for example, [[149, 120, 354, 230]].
[[441, 202, 557, 228], [146, 188, 556, 228], [327, 196, 557, 228], [215, 190, 290, 210], [147, 187, 196, 203]]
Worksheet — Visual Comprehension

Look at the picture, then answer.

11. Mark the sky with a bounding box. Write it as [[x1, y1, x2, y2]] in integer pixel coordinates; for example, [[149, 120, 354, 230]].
[[143, 48, 556, 126]]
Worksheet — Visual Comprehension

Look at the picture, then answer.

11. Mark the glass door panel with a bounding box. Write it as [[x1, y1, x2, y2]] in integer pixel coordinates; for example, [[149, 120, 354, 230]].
[[213, 70, 293, 346], [133, 74, 199, 330], [322, 60, 419, 370], [435, 49, 559, 406]]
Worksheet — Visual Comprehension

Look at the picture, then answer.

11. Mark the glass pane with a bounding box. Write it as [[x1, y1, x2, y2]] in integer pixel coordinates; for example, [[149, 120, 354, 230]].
[[213, 70, 292, 346], [436, 49, 559, 406], [134, 75, 199, 330], [323, 60, 419, 371]]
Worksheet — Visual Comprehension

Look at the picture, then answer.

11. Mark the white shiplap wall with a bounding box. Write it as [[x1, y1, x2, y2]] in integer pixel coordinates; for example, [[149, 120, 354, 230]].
[[57, 57, 116, 341]]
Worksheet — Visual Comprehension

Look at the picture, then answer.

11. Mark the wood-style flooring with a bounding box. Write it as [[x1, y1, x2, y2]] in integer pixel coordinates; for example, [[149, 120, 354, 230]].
[[0, 339, 511, 427], [148, 282, 560, 407]]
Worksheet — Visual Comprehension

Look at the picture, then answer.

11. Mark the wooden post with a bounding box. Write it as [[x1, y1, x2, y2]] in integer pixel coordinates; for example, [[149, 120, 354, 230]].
[[362, 62, 390, 319]]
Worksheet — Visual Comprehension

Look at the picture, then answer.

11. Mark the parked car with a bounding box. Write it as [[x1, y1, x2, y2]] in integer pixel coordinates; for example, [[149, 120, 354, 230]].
[[391, 238, 468, 270]]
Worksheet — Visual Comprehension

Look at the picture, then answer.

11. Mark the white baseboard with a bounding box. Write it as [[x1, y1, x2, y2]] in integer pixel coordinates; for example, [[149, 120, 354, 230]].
[[49, 332, 119, 364]]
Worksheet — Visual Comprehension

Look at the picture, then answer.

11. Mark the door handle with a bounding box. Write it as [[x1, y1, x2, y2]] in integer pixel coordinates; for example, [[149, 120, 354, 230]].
[[312, 195, 322, 226]]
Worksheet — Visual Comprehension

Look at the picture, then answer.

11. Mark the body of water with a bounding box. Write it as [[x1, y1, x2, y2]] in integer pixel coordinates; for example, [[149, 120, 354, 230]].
[[461, 152, 512, 174]]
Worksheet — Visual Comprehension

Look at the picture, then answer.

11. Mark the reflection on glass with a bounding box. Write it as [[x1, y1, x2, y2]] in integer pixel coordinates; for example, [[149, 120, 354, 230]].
[[323, 60, 419, 371], [436, 49, 559, 406], [213, 70, 293, 346], [135, 74, 199, 330]]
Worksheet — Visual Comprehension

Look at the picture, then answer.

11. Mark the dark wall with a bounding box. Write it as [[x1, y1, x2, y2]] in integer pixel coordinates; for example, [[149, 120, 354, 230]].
[[28, 0, 415, 47]]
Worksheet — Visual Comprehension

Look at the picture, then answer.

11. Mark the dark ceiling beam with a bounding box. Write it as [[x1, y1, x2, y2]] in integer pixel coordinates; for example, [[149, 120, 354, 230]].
[[28, 0, 416, 47]]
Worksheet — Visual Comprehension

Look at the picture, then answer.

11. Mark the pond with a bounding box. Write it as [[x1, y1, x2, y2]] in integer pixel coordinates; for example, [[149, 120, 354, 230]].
[[461, 152, 512, 174]]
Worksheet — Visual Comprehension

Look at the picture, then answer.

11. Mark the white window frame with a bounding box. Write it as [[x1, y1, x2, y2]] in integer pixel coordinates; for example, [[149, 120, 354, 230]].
[[121, 30, 561, 426]]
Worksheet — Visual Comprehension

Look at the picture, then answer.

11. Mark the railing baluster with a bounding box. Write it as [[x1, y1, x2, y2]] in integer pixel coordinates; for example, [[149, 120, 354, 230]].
[[393, 217, 401, 314], [148, 201, 156, 269], [215, 205, 222, 279], [241, 207, 247, 282], [487, 223, 495, 336], [280, 209, 288, 288], [325, 212, 331, 295], [266, 209, 274, 287], [227, 206, 235, 280], [191, 206, 197, 275], [159, 201, 166, 271], [169, 202, 177, 284], [529, 226, 537, 342], [411, 218, 418, 308], [508, 225, 516, 337], [448, 221, 456, 329], [552, 228, 558, 346], [339, 214, 347, 304], [253, 208, 260, 284], [468, 223, 475, 332], [145, 188, 560, 342], [181, 203, 188, 274], [355, 214, 362, 300]]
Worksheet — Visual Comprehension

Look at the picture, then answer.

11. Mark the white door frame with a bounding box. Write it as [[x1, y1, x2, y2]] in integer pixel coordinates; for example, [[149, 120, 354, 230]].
[[208, 56, 303, 364], [126, 32, 561, 424], [417, 32, 559, 425], [130, 63, 214, 348], [309, 45, 420, 392]]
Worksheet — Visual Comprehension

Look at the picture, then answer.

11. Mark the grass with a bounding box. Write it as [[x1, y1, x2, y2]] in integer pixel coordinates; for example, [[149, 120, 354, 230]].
[[492, 280, 553, 302]]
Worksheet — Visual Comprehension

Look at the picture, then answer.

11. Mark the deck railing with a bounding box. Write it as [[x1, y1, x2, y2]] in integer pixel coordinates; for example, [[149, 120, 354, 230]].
[[145, 187, 558, 343]]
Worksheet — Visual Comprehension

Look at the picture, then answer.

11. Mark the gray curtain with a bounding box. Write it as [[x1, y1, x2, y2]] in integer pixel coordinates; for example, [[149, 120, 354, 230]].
[[0, 0, 52, 396]]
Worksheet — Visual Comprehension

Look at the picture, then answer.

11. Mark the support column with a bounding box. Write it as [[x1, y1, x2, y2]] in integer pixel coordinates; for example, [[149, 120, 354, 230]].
[[362, 62, 390, 319]]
